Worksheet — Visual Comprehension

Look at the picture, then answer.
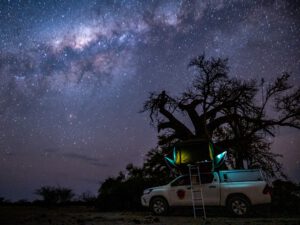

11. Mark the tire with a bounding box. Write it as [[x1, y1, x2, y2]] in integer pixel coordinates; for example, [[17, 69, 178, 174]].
[[227, 195, 251, 217], [150, 197, 169, 215]]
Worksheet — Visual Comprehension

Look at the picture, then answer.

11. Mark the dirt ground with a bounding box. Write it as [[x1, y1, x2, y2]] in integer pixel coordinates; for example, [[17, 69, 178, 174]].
[[1, 206, 300, 225]]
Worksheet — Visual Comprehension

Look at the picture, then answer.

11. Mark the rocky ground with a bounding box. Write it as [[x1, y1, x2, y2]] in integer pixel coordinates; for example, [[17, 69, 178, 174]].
[[1, 206, 300, 225]]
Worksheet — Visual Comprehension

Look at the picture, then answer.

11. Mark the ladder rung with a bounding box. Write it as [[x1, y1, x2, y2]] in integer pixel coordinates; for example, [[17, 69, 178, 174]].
[[189, 166, 206, 219], [193, 193, 203, 196]]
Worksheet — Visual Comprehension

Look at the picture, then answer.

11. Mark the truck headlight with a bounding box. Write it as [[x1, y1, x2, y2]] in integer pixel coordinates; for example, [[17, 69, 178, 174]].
[[143, 188, 153, 195]]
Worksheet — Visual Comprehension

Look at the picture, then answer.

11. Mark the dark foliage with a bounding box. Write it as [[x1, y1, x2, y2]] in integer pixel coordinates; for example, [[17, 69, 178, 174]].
[[35, 186, 75, 206], [0, 197, 5, 204], [77, 191, 97, 206], [0, 197, 11, 205], [271, 179, 300, 214], [14, 199, 31, 206], [97, 148, 174, 210], [142, 55, 300, 177]]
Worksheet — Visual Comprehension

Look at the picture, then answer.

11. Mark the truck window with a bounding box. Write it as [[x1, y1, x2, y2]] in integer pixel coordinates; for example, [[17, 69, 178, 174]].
[[190, 173, 214, 184], [171, 176, 190, 186], [200, 173, 214, 184], [171, 173, 214, 186]]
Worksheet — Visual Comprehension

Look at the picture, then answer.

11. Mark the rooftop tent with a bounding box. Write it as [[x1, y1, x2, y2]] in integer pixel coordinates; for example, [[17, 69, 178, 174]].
[[164, 140, 227, 172], [174, 140, 213, 165], [164, 140, 213, 171]]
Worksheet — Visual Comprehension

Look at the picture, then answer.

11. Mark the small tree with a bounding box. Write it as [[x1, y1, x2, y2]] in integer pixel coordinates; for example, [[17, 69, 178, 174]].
[[56, 187, 75, 204], [35, 186, 74, 205], [35, 186, 59, 205]]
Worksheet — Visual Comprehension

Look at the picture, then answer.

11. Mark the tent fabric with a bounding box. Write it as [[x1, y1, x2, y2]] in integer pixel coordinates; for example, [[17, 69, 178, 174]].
[[164, 140, 227, 172]]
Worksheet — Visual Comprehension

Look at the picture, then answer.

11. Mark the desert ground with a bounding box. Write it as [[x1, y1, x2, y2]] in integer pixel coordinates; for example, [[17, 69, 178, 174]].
[[1, 206, 300, 225]]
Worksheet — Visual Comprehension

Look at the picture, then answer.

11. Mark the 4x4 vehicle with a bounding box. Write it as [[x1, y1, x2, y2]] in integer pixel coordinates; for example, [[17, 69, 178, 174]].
[[141, 169, 271, 216]]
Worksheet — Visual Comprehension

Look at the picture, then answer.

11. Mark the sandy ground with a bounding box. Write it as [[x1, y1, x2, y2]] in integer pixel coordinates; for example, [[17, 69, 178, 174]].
[[1, 206, 300, 225]]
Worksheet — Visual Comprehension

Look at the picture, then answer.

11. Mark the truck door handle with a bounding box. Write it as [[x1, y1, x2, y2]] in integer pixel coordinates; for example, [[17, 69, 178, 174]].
[[209, 185, 216, 188]]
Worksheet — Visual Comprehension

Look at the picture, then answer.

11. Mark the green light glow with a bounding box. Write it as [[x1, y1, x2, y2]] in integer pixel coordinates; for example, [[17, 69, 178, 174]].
[[214, 151, 227, 165], [165, 141, 222, 167], [173, 147, 176, 161], [165, 156, 176, 166]]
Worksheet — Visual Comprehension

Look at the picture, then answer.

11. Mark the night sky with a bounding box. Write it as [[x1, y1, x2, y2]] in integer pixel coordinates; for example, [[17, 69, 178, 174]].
[[0, 0, 299, 201]]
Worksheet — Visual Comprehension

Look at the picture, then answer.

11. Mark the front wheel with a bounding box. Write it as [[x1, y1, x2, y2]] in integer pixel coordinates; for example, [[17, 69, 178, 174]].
[[227, 196, 251, 217], [150, 197, 169, 215]]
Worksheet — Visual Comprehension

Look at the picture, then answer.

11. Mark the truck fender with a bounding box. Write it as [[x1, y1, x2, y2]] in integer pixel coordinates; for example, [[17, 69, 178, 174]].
[[226, 193, 252, 206], [150, 195, 169, 206]]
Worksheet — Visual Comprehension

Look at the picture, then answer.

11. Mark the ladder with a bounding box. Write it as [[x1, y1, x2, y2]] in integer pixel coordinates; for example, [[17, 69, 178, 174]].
[[188, 164, 207, 220]]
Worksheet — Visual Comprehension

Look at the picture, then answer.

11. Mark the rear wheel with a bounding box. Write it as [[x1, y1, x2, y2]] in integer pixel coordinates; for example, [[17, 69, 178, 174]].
[[150, 197, 169, 215], [227, 196, 250, 217]]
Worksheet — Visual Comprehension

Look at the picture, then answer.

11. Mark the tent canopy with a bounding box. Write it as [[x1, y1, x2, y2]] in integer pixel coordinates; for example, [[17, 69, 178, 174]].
[[164, 139, 227, 171]]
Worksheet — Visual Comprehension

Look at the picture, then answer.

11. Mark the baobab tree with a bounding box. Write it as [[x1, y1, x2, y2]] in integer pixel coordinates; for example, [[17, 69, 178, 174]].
[[142, 55, 300, 177]]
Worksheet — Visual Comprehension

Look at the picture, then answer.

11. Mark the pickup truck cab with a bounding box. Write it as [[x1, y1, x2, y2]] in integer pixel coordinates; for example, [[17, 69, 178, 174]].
[[141, 169, 271, 216]]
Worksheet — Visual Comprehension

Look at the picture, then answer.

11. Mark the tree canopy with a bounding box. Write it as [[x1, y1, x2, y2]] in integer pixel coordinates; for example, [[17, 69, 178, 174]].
[[142, 55, 300, 177], [35, 186, 75, 205]]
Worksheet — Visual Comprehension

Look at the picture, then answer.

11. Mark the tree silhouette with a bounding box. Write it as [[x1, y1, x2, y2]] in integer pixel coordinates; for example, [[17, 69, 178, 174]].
[[97, 149, 173, 210], [0, 197, 10, 205], [142, 55, 300, 177], [143, 148, 175, 180], [35, 186, 74, 205], [78, 191, 97, 204]]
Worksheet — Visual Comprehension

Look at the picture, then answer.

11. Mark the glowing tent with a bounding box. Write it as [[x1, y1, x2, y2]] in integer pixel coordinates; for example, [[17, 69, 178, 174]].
[[164, 139, 227, 172]]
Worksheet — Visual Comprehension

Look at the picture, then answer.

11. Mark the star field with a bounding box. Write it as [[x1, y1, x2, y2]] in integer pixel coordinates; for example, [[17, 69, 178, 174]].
[[0, 0, 299, 200]]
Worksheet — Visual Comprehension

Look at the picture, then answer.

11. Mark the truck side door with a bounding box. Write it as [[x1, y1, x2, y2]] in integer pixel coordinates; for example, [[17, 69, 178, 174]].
[[168, 176, 192, 206], [199, 172, 220, 206]]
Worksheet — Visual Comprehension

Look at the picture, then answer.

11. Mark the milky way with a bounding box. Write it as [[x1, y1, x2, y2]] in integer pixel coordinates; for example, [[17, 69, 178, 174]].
[[0, 0, 299, 200]]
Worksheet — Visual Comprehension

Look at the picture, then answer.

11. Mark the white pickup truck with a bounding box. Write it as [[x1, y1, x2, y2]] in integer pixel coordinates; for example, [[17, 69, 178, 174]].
[[141, 169, 272, 216]]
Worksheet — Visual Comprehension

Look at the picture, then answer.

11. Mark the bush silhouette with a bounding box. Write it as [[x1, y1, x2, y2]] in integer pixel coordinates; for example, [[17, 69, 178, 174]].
[[271, 180, 300, 213], [35, 186, 74, 205], [97, 152, 173, 211]]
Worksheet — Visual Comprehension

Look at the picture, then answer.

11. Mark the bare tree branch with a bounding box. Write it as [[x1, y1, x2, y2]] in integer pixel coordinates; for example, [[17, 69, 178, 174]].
[[142, 54, 300, 177]]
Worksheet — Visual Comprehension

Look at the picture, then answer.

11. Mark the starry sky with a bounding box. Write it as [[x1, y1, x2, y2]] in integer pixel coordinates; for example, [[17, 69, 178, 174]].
[[0, 0, 299, 201]]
